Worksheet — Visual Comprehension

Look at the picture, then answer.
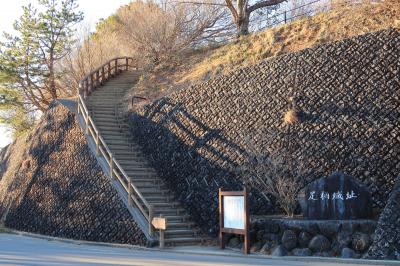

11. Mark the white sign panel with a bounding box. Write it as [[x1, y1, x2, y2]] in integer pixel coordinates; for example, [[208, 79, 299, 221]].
[[223, 196, 245, 230]]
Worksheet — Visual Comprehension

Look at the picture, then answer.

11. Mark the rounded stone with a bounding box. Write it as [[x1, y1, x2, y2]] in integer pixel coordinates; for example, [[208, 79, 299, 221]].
[[256, 230, 265, 241], [337, 231, 352, 246], [313, 251, 331, 257], [341, 247, 359, 258], [308, 235, 331, 252], [298, 231, 312, 248], [271, 245, 288, 256], [352, 232, 370, 252], [227, 237, 240, 248], [292, 248, 312, 256], [264, 233, 280, 244], [281, 230, 297, 251], [260, 242, 275, 254], [250, 242, 263, 252]]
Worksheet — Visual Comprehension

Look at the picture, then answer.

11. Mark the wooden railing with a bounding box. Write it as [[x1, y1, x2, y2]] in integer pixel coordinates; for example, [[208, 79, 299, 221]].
[[78, 57, 134, 97], [77, 57, 155, 237], [252, 0, 381, 32]]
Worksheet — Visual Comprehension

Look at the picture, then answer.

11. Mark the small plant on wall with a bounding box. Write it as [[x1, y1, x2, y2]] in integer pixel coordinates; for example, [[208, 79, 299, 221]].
[[240, 130, 305, 217]]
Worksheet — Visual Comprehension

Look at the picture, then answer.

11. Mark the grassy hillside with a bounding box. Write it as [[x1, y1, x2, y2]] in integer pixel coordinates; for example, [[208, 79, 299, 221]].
[[128, 0, 399, 101], [182, 0, 400, 83]]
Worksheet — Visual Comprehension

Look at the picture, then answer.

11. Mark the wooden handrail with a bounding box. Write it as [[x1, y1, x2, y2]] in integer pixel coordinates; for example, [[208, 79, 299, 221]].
[[254, 0, 378, 31], [77, 57, 155, 237]]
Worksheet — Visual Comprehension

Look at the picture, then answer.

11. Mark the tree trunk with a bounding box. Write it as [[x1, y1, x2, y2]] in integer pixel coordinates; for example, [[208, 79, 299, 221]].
[[237, 14, 250, 37], [49, 52, 57, 100]]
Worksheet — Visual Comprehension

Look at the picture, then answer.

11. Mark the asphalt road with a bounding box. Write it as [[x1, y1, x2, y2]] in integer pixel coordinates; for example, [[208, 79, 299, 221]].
[[0, 233, 390, 266]]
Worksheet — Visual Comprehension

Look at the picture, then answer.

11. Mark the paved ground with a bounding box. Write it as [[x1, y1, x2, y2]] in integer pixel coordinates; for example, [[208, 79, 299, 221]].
[[0, 233, 392, 266]]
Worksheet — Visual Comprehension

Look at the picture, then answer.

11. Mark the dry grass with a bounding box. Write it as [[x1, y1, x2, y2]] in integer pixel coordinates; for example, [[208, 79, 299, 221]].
[[128, 0, 399, 105], [181, 0, 399, 83], [283, 109, 299, 125]]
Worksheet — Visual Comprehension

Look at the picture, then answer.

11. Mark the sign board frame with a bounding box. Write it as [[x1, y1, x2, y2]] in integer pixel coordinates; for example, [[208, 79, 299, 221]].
[[219, 187, 250, 254]]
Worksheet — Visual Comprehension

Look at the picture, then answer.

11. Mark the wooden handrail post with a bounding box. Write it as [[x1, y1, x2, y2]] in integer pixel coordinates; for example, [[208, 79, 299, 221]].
[[114, 59, 118, 75], [128, 177, 133, 206], [90, 73, 94, 92], [125, 57, 129, 70], [109, 153, 114, 178], [149, 205, 154, 236], [77, 101, 81, 115], [284, 11, 287, 23], [78, 82, 82, 95], [101, 66, 105, 85], [96, 132, 100, 155], [96, 71, 100, 88], [85, 114, 89, 135], [83, 80, 88, 99], [108, 62, 111, 78]]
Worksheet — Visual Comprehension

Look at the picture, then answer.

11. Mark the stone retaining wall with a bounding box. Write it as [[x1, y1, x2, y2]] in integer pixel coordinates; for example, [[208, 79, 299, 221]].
[[366, 177, 400, 260], [128, 28, 400, 241], [228, 218, 377, 258], [1, 103, 147, 245]]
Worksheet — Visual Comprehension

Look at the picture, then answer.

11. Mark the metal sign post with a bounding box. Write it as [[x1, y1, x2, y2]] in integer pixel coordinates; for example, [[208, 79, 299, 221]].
[[219, 187, 250, 254]]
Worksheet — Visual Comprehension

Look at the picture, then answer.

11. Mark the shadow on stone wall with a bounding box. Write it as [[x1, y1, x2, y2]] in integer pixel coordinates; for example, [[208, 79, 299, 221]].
[[130, 98, 274, 235], [2, 103, 147, 245], [128, 29, 400, 237]]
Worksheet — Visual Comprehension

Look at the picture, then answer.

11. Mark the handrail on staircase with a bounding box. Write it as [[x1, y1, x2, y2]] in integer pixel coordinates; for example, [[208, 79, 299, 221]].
[[77, 56, 155, 237]]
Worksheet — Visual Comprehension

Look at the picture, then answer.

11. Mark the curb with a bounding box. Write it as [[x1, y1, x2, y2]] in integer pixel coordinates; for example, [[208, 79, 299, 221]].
[[3, 230, 400, 265]]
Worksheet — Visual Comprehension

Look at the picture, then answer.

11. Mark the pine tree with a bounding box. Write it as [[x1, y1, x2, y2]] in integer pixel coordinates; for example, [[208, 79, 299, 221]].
[[0, 0, 83, 113]]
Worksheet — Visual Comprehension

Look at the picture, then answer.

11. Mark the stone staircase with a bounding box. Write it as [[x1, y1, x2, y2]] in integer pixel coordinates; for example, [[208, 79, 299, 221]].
[[86, 70, 204, 246]]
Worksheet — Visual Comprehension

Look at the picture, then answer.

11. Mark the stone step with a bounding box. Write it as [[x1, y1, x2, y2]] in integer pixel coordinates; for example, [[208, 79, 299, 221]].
[[165, 229, 196, 237], [102, 139, 131, 146], [166, 222, 192, 229], [101, 133, 131, 140], [96, 122, 129, 128], [140, 188, 169, 195], [144, 195, 171, 202], [84, 70, 203, 245], [89, 94, 125, 100], [114, 154, 147, 161], [126, 172, 158, 179], [120, 165, 153, 172], [93, 114, 126, 121], [93, 115, 126, 124], [89, 106, 117, 111], [162, 214, 186, 221], [164, 237, 202, 246], [101, 132, 129, 138], [136, 183, 167, 190]]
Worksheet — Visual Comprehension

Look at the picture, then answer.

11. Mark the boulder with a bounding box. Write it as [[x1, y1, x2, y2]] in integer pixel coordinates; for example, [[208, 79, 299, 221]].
[[313, 252, 331, 257], [227, 237, 240, 248], [292, 248, 312, 256], [256, 230, 265, 241], [271, 245, 287, 257], [260, 242, 275, 254], [318, 222, 340, 238], [341, 247, 360, 259], [264, 233, 280, 244], [352, 232, 370, 252], [298, 231, 312, 248], [281, 230, 297, 251], [308, 235, 331, 252], [250, 242, 263, 252]]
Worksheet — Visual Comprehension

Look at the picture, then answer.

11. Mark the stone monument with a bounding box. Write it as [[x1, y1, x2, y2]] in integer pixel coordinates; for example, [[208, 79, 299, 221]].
[[300, 172, 372, 220]]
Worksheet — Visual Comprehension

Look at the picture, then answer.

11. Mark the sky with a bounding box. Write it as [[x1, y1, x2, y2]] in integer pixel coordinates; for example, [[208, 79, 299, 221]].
[[0, 0, 132, 148]]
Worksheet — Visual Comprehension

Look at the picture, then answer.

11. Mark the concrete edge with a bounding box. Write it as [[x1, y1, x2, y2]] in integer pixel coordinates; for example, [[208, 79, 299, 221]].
[[3, 230, 399, 265]]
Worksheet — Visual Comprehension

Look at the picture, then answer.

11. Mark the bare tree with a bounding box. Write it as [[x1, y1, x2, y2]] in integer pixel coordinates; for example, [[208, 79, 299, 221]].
[[224, 0, 287, 36], [116, 0, 227, 66], [239, 130, 305, 217]]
